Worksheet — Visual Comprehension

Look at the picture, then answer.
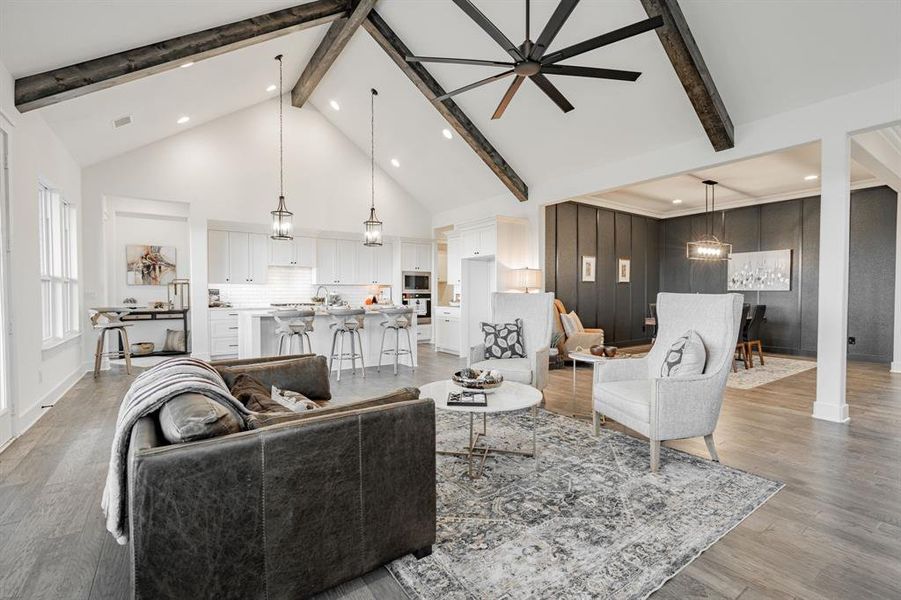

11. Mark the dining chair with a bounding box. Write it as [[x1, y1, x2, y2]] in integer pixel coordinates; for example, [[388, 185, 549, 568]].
[[648, 303, 658, 343], [744, 304, 767, 367], [733, 303, 751, 372]]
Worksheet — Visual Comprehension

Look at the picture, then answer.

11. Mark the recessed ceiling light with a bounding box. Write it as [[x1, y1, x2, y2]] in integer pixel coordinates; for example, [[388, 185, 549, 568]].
[[176, 115, 190, 125], [804, 174, 819, 181], [390, 158, 400, 168], [180, 62, 194, 69], [329, 100, 340, 111], [672, 199, 683, 204], [266, 84, 277, 92], [442, 128, 453, 139]]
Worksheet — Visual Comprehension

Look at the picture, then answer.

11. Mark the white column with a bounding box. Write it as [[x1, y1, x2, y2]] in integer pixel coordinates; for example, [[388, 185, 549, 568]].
[[892, 191, 901, 373], [813, 133, 851, 423]]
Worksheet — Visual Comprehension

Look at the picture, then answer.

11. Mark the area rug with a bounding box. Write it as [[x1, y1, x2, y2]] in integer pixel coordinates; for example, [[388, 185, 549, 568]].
[[389, 409, 782, 599], [727, 356, 816, 389]]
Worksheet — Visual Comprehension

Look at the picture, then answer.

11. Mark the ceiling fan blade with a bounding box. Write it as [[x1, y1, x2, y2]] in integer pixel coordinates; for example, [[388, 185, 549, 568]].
[[530, 73, 574, 113], [435, 70, 515, 102], [451, 0, 524, 62], [491, 75, 525, 119], [530, 0, 580, 60], [406, 56, 514, 68], [542, 15, 663, 65], [541, 64, 641, 81]]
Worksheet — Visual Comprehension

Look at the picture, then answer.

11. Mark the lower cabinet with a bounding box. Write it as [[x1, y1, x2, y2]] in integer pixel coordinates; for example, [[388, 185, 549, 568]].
[[434, 307, 461, 355], [209, 310, 241, 359]]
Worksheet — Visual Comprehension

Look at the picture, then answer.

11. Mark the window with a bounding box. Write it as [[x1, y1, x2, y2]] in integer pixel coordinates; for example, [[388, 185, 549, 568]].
[[39, 183, 79, 345]]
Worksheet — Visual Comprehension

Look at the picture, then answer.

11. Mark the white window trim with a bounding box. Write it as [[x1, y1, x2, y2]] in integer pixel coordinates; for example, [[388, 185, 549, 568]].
[[39, 182, 80, 349]]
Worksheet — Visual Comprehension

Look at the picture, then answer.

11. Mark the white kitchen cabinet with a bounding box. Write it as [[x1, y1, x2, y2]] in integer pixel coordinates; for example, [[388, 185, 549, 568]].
[[270, 236, 315, 267], [356, 243, 394, 285], [336, 240, 357, 284], [209, 231, 268, 284], [316, 238, 338, 284], [435, 306, 461, 354], [376, 243, 393, 285], [446, 236, 462, 286], [209, 309, 241, 359], [401, 242, 432, 272], [461, 226, 496, 258]]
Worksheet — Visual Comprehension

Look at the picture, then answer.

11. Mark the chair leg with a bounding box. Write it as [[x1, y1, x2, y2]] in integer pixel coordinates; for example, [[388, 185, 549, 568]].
[[304, 333, 312, 355], [405, 327, 415, 372], [731, 349, 738, 373], [356, 330, 366, 378], [704, 434, 720, 462], [93, 329, 105, 377], [592, 410, 600, 436], [394, 327, 400, 376], [121, 327, 133, 375], [755, 340, 765, 365], [745, 342, 754, 368], [650, 440, 660, 472], [328, 330, 338, 376], [337, 332, 345, 382], [377, 325, 387, 373]]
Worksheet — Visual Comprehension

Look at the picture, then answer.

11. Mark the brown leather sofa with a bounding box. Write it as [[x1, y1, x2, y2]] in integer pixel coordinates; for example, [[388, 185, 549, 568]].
[[126, 355, 436, 600]]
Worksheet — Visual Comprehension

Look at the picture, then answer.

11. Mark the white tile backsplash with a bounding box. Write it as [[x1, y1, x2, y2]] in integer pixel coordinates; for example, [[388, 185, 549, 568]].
[[215, 267, 391, 308]]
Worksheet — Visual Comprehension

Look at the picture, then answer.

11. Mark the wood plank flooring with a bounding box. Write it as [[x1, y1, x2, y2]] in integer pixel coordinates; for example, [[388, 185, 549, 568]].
[[0, 348, 899, 599]]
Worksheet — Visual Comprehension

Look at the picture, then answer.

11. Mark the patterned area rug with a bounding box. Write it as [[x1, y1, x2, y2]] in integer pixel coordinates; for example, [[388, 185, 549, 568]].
[[389, 410, 782, 600], [727, 356, 816, 389]]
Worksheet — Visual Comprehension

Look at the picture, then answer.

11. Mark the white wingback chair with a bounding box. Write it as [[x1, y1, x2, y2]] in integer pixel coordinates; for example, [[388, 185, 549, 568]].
[[593, 293, 743, 472], [469, 292, 555, 391]]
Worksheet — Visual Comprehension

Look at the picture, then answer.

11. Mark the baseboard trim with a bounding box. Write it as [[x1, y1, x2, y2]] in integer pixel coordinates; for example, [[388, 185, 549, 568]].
[[812, 401, 850, 423], [891, 361, 901, 373], [13, 364, 85, 437]]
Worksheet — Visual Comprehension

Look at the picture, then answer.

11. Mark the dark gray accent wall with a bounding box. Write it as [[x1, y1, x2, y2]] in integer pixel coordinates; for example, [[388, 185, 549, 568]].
[[658, 186, 897, 361], [545, 202, 659, 346]]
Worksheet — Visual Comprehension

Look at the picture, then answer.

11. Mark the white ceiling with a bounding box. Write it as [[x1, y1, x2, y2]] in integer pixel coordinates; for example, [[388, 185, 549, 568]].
[[589, 142, 878, 217], [2, 0, 900, 214]]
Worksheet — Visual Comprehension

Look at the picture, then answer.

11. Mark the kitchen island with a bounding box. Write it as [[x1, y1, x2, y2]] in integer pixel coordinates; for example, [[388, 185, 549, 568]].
[[237, 308, 417, 371]]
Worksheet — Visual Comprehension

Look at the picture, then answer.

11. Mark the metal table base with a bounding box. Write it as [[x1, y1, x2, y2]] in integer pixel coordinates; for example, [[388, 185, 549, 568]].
[[437, 406, 539, 479]]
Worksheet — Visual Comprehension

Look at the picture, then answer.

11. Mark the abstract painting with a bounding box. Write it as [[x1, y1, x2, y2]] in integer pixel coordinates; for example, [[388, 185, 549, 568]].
[[126, 245, 177, 286], [728, 249, 791, 291]]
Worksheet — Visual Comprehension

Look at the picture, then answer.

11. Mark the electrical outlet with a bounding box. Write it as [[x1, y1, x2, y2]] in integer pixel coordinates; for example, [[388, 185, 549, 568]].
[[848, 336, 856, 345]]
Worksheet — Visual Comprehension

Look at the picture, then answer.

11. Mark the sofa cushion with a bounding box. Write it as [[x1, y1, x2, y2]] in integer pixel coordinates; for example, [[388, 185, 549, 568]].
[[660, 330, 706, 378], [158, 392, 243, 444], [593, 380, 653, 424], [216, 355, 331, 400], [246, 387, 422, 429], [230, 373, 292, 413], [482, 319, 526, 359], [470, 357, 532, 384]]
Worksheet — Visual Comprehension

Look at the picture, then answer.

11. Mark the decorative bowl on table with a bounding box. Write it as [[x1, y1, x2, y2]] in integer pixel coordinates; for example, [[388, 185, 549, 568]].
[[452, 368, 504, 392], [131, 342, 155, 356]]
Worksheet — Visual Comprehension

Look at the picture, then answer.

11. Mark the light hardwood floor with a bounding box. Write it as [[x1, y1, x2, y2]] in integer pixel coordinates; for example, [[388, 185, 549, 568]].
[[0, 348, 899, 599]]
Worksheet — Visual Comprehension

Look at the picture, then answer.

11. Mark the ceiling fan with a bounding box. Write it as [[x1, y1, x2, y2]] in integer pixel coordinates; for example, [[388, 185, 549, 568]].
[[406, 0, 663, 119]]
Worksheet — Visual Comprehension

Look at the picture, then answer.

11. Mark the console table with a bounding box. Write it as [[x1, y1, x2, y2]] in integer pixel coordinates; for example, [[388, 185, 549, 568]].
[[117, 308, 190, 357]]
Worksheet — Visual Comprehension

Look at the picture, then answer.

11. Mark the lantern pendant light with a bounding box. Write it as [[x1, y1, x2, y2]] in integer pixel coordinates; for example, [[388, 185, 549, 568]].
[[363, 88, 383, 247], [686, 180, 731, 261], [270, 54, 293, 241]]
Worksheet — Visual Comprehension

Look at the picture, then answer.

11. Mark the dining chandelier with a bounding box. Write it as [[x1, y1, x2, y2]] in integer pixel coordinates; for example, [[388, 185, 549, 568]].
[[270, 54, 293, 241], [686, 180, 731, 261], [363, 88, 383, 247]]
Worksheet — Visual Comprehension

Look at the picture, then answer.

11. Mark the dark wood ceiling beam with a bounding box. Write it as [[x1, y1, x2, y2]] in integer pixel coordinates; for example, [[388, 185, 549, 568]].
[[14, 0, 350, 112], [291, 0, 377, 108], [362, 10, 529, 202], [640, 0, 734, 151]]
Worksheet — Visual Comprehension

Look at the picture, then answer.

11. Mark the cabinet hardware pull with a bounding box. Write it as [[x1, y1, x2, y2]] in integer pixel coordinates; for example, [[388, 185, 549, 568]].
[[228, 327, 238, 330], [229, 344, 238, 348]]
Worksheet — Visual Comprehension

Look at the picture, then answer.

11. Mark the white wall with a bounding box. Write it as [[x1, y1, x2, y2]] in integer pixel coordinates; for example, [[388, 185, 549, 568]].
[[82, 97, 433, 359], [0, 59, 85, 437]]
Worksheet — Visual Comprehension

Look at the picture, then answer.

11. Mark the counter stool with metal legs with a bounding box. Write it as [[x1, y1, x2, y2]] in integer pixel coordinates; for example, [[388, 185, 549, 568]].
[[377, 307, 415, 375], [273, 309, 315, 355], [90, 310, 134, 377], [327, 308, 366, 381]]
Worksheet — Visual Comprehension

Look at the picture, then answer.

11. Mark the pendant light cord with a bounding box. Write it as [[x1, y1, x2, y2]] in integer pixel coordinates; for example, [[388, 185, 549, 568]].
[[276, 54, 284, 199], [526, 0, 530, 40], [371, 88, 377, 211]]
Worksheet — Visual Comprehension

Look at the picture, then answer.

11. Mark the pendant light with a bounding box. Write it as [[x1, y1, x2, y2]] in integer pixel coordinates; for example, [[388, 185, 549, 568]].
[[686, 180, 731, 261], [270, 54, 293, 241], [363, 88, 383, 247]]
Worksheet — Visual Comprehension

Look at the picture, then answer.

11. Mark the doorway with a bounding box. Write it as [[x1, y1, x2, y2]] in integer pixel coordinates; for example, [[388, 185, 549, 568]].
[[0, 125, 12, 447]]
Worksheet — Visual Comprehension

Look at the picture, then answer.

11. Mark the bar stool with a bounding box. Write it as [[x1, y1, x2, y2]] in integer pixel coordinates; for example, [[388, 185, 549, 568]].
[[327, 308, 366, 381], [377, 307, 415, 375], [90, 309, 133, 377], [272, 309, 315, 355]]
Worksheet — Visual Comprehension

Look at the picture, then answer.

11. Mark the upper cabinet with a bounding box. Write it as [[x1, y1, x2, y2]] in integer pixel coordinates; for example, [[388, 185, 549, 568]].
[[356, 243, 393, 285], [461, 225, 496, 258], [401, 242, 432, 272], [209, 231, 268, 284], [315, 238, 365, 285], [446, 235, 462, 286], [269, 236, 315, 267]]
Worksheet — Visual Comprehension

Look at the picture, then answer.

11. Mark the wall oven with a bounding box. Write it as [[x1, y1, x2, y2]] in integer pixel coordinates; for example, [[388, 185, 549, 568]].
[[403, 272, 431, 293], [402, 292, 431, 324]]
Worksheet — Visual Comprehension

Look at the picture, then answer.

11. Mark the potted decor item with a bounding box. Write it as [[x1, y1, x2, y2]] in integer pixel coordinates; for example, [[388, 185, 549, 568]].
[[452, 368, 504, 392]]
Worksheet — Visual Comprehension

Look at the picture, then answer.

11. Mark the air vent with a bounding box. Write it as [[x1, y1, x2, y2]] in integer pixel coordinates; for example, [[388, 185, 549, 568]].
[[112, 115, 132, 128]]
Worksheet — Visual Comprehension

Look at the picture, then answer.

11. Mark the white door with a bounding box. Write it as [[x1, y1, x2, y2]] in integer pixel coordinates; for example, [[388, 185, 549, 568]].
[[249, 234, 268, 283], [228, 232, 250, 283], [294, 236, 316, 267], [0, 127, 11, 446], [316, 238, 337, 284], [208, 230, 231, 283], [336, 240, 357, 283]]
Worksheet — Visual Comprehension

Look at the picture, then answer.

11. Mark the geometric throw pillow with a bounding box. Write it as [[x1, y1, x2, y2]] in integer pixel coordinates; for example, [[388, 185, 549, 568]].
[[659, 329, 707, 378], [482, 319, 526, 359]]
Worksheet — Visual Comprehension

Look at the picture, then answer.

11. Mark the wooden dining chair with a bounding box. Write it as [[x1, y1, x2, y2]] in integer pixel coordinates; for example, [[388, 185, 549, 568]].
[[733, 303, 751, 372], [744, 304, 767, 367]]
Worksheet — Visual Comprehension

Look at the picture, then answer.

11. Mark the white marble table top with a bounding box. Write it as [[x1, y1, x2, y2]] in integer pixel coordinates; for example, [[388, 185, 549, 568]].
[[421, 380, 542, 414]]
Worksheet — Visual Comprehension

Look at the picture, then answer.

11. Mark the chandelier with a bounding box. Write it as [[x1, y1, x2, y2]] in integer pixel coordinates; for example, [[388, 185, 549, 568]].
[[686, 180, 731, 261]]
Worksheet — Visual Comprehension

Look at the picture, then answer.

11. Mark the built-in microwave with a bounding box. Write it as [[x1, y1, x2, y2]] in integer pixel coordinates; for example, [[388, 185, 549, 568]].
[[403, 272, 431, 292]]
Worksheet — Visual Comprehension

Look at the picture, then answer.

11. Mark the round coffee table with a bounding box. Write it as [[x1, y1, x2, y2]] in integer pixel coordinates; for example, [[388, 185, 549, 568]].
[[421, 380, 542, 479]]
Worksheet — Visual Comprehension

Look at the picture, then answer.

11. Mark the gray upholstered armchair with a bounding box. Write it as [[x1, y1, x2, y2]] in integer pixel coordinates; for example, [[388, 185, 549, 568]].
[[469, 292, 555, 392], [592, 293, 743, 471]]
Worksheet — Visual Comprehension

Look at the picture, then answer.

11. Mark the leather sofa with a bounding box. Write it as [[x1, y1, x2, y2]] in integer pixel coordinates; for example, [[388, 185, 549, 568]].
[[126, 355, 436, 600]]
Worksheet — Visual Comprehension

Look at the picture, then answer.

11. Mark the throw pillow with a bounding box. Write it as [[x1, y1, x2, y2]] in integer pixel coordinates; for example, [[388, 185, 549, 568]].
[[162, 328, 187, 352], [158, 392, 243, 444], [659, 330, 707, 378], [271, 385, 320, 412], [559, 312, 574, 336], [482, 319, 526, 359], [230, 373, 292, 413], [568, 311, 585, 332]]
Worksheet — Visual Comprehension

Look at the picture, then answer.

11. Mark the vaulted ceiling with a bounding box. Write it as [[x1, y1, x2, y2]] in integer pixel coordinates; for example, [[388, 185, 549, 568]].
[[2, 0, 899, 214]]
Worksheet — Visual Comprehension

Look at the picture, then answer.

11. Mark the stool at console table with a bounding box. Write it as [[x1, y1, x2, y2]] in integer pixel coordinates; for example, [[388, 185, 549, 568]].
[[118, 308, 190, 357]]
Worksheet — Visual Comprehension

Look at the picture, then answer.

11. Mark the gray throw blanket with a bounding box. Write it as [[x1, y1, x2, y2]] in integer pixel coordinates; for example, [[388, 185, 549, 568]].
[[101, 357, 252, 545]]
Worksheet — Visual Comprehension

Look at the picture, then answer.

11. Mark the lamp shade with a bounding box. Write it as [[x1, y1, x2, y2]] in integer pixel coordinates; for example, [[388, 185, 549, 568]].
[[686, 236, 731, 261], [516, 268, 542, 292], [270, 195, 293, 241], [363, 207, 383, 247]]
